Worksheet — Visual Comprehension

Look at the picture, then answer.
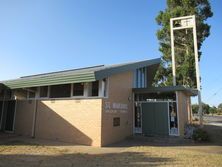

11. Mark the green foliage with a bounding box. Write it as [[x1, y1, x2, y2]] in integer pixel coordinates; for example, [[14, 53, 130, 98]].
[[209, 106, 217, 115], [218, 103, 222, 109], [217, 108, 222, 115], [192, 103, 210, 114], [154, 0, 213, 87], [203, 103, 210, 114], [192, 104, 199, 114], [192, 128, 209, 142]]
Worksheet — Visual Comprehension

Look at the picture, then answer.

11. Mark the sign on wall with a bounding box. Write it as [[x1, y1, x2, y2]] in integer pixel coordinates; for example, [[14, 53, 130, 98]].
[[105, 102, 128, 114]]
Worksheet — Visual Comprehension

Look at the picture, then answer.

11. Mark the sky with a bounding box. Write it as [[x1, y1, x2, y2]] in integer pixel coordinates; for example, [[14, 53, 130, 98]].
[[0, 0, 221, 106]]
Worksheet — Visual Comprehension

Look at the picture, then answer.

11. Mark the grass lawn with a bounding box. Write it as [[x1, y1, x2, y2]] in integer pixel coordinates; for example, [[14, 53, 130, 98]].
[[0, 137, 221, 167]]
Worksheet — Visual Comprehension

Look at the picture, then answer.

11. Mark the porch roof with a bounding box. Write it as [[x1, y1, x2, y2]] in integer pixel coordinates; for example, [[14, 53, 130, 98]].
[[132, 85, 198, 96]]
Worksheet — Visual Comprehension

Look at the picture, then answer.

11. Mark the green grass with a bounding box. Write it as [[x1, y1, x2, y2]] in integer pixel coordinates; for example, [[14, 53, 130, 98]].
[[0, 140, 221, 167]]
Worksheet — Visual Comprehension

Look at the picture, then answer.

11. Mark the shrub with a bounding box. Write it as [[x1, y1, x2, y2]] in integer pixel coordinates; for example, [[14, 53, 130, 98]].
[[192, 128, 209, 142], [184, 124, 196, 139], [192, 117, 199, 122]]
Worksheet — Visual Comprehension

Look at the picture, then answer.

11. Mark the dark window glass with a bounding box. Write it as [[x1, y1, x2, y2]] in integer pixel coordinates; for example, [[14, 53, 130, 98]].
[[5, 90, 12, 99], [113, 117, 120, 127], [103, 78, 108, 97], [29, 92, 35, 98], [50, 84, 71, 98], [40, 86, 48, 97], [0, 89, 4, 98], [73, 83, 84, 96], [92, 81, 99, 96], [28, 87, 37, 99]]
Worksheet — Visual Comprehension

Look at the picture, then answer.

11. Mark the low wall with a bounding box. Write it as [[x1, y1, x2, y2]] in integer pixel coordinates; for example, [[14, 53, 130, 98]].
[[14, 99, 102, 146]]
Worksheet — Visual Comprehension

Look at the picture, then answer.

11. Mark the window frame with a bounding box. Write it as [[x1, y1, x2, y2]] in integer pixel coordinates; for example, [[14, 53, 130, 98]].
[[27, 90, 36, 99], [38, 86, 49, 99], [22, 79, 109, 100], [49, 84, 72, 98], [71, 83, 85, 97], [91, 81, 99, 97]]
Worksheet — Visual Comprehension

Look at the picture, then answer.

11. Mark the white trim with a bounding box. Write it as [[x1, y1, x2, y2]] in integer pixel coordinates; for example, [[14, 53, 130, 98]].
[[98, 80, 104, 97], [140, 102, 143, 133], [71, 82, 85, 98], [168, 101, 180, 136], [48, 86, 50, 98], [170, 15, 202, 125], [144, 67, 147, 87], [20, 96, 107, 101], [133, 102, 142, 134], [38, 86, 50, 99], [172, 25, 193, 30], [170, 18, 176, 86], [167, 101, 170, 135], [135, 100, 176, 103], [137, 69, 140, 88], [84, 82, 89, 97], [176, 91, 180, 136], [70, 83, 73, 97], [171, 15, 194, 21], [37, 87, 40, 98]]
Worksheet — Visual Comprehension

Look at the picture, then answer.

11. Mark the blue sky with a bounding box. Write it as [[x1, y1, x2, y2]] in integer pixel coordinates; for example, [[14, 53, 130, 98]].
[[0, 0, 221, 106]]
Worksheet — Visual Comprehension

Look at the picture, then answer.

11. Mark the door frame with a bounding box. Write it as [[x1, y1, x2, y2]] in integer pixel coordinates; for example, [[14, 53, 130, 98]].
[[2, 100, 17, 133], [134, 100, 179, 136]]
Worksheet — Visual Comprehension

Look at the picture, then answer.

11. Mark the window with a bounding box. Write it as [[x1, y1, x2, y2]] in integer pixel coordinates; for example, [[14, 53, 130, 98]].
[[134, 67, 147, 88], [73, 83, 84, 96], [103, 78, 108, 97], [27, 87, 37, 99], [169, 102, 178, 136], [50, 84, 71, 98], [40, 86, 48, 98], [0, 89, 4, 99], [29, 92, 35, 98], [91, 81, 99, 96], [113, 117, 120, 127]]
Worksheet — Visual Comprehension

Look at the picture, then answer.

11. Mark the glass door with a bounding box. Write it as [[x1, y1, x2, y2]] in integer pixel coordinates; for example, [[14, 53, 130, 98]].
[[134, 102, 142, 133]]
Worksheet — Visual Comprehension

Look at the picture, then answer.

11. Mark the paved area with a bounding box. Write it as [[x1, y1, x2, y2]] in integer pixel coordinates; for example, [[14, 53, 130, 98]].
[[204, 115, 222, 127]]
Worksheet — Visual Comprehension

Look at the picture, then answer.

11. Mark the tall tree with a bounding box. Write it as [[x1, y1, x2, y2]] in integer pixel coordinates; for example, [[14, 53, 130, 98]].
[[154, 0, 213, 87], [218, 103, 222, 109]]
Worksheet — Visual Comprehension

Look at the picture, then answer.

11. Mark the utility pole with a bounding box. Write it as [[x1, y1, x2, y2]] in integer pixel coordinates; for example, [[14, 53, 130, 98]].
[[170, 15, 203, 126]]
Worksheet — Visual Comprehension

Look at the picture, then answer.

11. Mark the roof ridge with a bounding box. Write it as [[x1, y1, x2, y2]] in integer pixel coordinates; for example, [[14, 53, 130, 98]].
[[20, 65, 105, 79]]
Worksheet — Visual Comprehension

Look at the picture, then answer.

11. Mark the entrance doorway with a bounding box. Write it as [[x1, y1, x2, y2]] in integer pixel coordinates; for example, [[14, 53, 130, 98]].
[[142, 102, 169, 136], [134, 101, 179, 136], [0, 100, 16, 132]]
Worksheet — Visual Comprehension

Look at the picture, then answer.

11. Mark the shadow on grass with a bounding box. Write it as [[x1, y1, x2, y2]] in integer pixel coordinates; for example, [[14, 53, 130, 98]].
[[203, 124, 222, 145], [0, 151, 174, 167]]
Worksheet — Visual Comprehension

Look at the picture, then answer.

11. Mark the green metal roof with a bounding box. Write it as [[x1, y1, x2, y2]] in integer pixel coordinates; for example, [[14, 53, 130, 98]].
[[1, 58, 161, 89], [132, 85, 198, 96]]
